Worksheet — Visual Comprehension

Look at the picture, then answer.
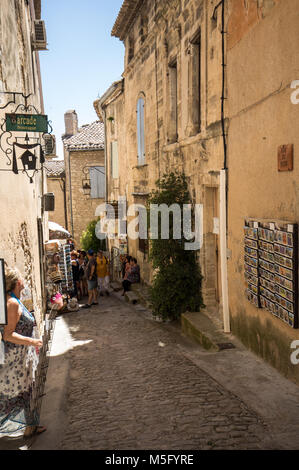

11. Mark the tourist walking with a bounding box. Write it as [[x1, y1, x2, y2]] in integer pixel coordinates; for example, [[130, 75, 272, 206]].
[[71, 251, 81, 300], [0, 267, 46, 438], [78, 251, 88, 298], [96, 250, 110, 296], [82, 250, 98, 308]]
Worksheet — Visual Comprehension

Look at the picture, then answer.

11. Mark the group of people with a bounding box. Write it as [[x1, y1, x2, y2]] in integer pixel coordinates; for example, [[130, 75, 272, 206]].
[[71, 250, 141, 307], [71, 249, 110, 308]]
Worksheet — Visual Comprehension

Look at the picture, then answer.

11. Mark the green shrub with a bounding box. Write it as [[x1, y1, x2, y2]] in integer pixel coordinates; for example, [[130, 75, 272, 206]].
[[148, 171, 204, 321], [80, 218, 107, 252]]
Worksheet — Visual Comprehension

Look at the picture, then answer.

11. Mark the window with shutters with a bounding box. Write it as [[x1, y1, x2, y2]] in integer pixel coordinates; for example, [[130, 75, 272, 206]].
[[137, 97, 145, 165], [89, 166, 105, 199], [111, 141, 119, 179]]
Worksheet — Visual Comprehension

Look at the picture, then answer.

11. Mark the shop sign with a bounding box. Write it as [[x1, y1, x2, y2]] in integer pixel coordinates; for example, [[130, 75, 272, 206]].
[[6, 113, 48, 133]]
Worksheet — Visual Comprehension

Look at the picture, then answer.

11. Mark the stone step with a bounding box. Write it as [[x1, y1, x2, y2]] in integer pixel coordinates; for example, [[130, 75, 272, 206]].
[[138, 291, 151, 308], [124, 291, 139, 304], [181, 311, 235, 352], [130, 283, 142, 293], [110, 281, 122, 292]]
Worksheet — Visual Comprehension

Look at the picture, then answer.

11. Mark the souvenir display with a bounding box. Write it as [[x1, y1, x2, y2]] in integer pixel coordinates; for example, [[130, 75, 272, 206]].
[[260, 277, 275, 293], [259, 250, 275, 263], [258, 240, 274, 253], [245, 272, 258, 286], [244, 220, 298, 328], [245, 239, 258, 249], [59, 243, 74, 294], [244, 221, 260, 307], [246, 289, 259, 308]]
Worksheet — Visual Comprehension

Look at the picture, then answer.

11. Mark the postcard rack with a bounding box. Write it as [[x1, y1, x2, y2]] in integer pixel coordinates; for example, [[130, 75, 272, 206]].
[[244, 219, 298, 329]]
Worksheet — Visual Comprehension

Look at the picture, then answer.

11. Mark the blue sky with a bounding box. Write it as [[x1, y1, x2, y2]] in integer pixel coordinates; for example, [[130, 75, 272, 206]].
[[39, 0, 125, 158]]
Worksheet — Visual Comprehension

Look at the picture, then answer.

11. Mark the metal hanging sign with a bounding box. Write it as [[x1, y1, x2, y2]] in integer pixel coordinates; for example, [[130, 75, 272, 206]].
[[6, 113, 48, 133], [0, 92, 53, 183]]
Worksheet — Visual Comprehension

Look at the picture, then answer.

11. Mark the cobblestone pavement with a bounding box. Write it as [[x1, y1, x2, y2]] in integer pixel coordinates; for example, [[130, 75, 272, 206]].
[[55, 294, 272, 451]]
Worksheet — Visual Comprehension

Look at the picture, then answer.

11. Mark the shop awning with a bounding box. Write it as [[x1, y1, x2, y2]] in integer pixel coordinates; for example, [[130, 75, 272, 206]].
[[48, 221, 71, 240]]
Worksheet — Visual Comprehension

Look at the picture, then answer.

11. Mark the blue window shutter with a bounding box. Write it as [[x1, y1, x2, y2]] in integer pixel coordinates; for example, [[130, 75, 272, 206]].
[[89, 166, 105, 199]]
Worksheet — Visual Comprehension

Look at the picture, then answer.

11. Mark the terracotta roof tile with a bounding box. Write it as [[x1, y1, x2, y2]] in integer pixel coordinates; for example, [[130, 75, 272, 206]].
[[63, 121, 105, 151], [44, 160, 65, 177]]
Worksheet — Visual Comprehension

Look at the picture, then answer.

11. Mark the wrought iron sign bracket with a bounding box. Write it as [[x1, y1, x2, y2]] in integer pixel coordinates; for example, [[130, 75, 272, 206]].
[[0, 91, 53, 183]]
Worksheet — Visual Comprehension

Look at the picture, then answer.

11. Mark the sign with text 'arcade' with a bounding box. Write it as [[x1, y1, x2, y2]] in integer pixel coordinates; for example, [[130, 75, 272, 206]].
[[5, 113, 48, 133]]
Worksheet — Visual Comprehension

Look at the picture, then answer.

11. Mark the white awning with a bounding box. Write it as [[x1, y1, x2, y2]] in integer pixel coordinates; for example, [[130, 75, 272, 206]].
[[48, 221, 70, 237]]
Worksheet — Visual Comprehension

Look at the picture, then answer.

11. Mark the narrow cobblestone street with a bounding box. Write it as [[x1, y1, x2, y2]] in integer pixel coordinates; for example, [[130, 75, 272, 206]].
[[30, 292, 299, 451]]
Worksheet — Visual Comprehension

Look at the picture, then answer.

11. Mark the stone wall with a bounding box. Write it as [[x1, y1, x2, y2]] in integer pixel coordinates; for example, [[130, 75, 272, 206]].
[[47, 177, 67, 230], [227, 0, 299, 384], [65, 149, 105, 246], [0, 0, 47, 329], [99, 0, 226, 311]]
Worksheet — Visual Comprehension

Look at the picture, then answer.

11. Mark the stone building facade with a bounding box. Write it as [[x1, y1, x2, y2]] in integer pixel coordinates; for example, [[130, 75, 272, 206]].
[[62, 111, 106, 246], [95, 0, 299, 383], [0, 0, 48, 324], [95, 0, 227, 313], [226, 0, 299, 384], [44, 160, 67, 230]]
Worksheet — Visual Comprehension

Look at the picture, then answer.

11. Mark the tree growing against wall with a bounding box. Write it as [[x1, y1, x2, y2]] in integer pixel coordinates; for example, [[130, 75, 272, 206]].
[[80, 219, 107, 252], [148, 171, 204, 321]]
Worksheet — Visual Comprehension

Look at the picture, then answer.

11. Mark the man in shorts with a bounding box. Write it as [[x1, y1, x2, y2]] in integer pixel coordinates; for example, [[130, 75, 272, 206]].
[[83, 249, 98, 308]]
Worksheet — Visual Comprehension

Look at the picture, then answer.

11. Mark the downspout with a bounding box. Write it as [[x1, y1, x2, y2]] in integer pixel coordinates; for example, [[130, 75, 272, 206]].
[[63, 177, 68, 231], [213, 0, 230, 333], [154, 0, 161, 183], [102, 106, 108, 204], [67, 149, 74, 237], [59, 176, 68, 231], [98, 103, 108, 252]]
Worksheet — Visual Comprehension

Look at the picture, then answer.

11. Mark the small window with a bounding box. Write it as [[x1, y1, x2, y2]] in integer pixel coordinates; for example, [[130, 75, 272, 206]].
[[190, 30, 201, 133], [89, 166, 105, 199], [128, 36, 134, 63], [111, 141, 119, 179], [137, 97, 145, 165], [140, 17, 148, 43], [168, 60, 178, 143]]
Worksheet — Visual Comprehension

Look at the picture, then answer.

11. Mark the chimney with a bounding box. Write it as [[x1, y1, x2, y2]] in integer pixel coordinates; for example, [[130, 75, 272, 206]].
[[64, 110, 78, 137]]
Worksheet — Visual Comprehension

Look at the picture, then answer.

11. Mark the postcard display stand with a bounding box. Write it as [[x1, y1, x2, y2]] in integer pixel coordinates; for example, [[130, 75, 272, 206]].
[[59, 243, 74, 294], [244, 220, 298, 329]]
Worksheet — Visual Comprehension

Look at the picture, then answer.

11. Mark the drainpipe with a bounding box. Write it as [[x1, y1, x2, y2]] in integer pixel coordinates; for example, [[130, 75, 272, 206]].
[[101, 106, 108, 204], [67, 150, 74, 237], [213, 0, 230, 333], [59, 176, 68, 231], [220, 169, 230, 333]]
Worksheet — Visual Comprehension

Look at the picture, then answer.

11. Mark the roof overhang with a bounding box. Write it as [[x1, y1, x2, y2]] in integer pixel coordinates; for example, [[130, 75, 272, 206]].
[[94, 79, 124, 120], [111, 0, 145, 41], [33, 0, 41, 19]]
